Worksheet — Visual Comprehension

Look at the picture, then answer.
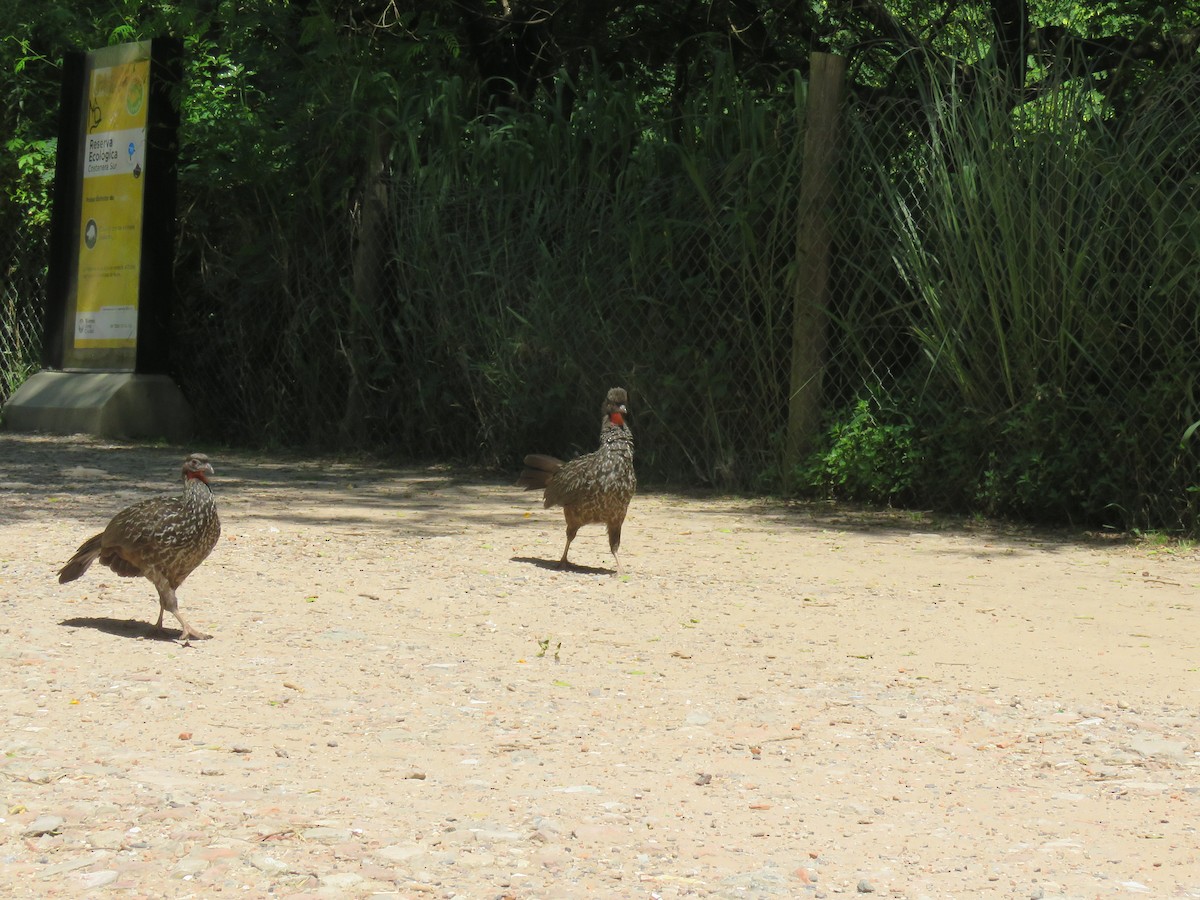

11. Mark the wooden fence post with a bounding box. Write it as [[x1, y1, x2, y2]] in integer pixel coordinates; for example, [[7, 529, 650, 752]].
[[784, 51, 847, 491]]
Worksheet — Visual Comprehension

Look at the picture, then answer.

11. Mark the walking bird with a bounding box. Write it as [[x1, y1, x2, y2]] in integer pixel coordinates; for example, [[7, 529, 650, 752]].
[[58, 453, 221, 641], [518, 388, 636, 574]]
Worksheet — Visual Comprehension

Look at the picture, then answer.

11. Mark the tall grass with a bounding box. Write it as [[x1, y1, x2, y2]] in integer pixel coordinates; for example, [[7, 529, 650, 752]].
[[123, 47, 1200, 529], [838, 56, 1200, 526], [174, 60, 808, 485]]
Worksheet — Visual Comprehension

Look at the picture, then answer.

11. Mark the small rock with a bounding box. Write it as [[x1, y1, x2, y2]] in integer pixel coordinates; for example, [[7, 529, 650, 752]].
[[23, 815, 64, 837], [320, 872, 364, 888], [857, 879, 875, 893], [1126, 735, 1188, 761], [73, 870, 118, 889], [303, 826, 353, 843], [373, 844, 426, 864], [458, 850, 497, 869], [86, 830, 126, 850], [41, 855, 96, 876], [531, 816, 563, 835], [471, 827, 522, 842], [719, 866, 790, 893], [173, 857, 208, 877], [250, 854, 291, 876]]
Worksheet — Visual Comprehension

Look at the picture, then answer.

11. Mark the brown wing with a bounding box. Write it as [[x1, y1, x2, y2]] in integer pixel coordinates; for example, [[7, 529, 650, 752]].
[[98, 491, 220, 588]]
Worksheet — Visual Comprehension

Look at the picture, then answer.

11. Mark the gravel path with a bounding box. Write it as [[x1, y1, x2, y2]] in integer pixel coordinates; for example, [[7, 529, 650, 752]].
[[1, 432, 1198, 899]]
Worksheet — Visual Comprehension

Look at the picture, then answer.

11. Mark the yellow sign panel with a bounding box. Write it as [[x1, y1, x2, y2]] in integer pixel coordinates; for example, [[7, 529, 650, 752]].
[[74, 50, 149, 349]]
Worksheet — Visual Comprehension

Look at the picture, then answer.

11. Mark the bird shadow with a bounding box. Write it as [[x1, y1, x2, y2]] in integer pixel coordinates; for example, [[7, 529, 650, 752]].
[[59, 616, 186, 642], [510, 556, 615, 576]]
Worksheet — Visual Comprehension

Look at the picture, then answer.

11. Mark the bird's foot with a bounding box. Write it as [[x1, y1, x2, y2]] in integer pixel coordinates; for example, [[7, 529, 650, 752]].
[[177, 625, 212, 643]]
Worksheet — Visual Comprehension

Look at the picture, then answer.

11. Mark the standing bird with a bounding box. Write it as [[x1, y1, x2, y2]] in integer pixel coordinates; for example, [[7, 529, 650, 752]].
[[58, 453, 221, 642], [518, 388, 637, 574]]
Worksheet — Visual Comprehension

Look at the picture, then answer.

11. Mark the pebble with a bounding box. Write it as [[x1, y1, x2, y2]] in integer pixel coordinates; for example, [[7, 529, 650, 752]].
[[303, 827, 354, 843], [719, 866, 792, 894], [857, 879, 876, 893], [1125, 735, 1189, 761], [319, 872, 364, 888], [373, 844, 427, 864], [172, 857, 209, 876], [250, 854, 291, 875], [22, 815, 63, 836], [471, 827, 522, 842], [86, 829, 126, 850], [41, 855, 97, 876], [72, 869, 118, 888]]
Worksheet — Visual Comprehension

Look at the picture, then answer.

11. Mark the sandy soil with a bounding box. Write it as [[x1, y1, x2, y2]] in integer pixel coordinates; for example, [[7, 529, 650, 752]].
[[0, 431, 1198, 900]]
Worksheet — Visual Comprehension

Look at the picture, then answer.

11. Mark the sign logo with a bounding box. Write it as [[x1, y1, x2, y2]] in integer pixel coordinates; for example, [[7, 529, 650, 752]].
[[125, 78, 144, 116]]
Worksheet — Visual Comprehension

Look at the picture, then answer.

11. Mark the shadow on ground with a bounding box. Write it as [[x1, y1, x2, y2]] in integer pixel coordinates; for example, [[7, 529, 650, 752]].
[[1, 431, 1128, 555], [59, 616, 184, 641]]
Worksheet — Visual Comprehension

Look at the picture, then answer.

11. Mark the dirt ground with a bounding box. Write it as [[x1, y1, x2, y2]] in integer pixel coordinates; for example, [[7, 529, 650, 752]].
[[0, 431, 1198, 900]]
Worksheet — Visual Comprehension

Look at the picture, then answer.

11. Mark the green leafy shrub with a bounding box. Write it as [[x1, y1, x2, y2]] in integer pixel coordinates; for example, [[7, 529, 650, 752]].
[[799, 395, 919, 505]]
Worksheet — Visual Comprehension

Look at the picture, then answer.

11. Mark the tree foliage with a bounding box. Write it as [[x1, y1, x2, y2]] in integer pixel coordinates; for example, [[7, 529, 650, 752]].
[[2, 3, 1195, 224]]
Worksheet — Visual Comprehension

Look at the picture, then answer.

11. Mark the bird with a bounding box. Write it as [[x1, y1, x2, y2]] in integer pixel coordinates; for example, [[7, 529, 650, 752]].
[[58, 453, 221, 642], [518, 387, 637, 574]]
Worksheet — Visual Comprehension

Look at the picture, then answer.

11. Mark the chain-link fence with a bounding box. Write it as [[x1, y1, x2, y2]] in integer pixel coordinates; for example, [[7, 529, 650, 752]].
[[0, 227, 45, 407], [822, 64, 1200, 527], [5, 60, 1200, 531]]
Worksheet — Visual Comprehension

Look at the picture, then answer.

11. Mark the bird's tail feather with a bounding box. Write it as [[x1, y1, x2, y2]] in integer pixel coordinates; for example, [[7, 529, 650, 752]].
[[58, 534, 103, 583], [516, 454, 563, 490]]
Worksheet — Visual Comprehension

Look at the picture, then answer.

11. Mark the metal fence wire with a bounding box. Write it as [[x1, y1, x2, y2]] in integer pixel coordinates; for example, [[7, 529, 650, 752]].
[[5, 62, 1200, 531], [0, 228, 45, 405]]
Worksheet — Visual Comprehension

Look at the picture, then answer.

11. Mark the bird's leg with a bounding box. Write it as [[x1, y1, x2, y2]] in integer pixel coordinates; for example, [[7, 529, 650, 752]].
[[558, 523, 580, 569], [157, 585, 211, 641], [608, 519, 625, 576]]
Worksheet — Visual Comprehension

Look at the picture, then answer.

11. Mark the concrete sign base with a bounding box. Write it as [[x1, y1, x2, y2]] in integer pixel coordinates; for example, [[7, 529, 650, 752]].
[[2, 371, 192, 442]]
